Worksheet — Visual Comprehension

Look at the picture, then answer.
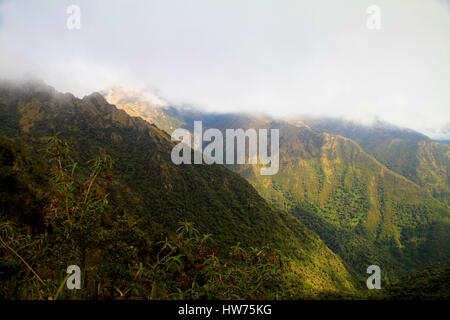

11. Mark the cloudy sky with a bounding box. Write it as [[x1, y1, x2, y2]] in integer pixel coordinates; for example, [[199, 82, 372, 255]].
[[0, 0, 449, 139]]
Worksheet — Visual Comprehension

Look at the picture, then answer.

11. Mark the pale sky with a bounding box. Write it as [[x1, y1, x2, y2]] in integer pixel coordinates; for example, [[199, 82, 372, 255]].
[[0, 0, 449, 139]]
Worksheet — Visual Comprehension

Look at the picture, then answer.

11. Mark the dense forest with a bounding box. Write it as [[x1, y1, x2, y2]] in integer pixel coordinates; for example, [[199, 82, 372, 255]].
[[0, 81, 449, 299], [0, 81, 358, 299], [108, 93, 449, 283]]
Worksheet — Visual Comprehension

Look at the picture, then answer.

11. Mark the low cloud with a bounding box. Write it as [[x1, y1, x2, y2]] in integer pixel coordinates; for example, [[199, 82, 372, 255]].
[[0, 0, 449, 139]]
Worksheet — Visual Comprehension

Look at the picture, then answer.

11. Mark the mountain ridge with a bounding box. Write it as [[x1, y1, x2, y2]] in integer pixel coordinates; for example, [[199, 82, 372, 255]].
[[0, 80, 362, 297], [101, 87, 450, 280]]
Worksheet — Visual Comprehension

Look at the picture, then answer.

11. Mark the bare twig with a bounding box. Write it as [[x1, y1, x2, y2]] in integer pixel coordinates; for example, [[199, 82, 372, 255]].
[[0, 236, 45, 286]]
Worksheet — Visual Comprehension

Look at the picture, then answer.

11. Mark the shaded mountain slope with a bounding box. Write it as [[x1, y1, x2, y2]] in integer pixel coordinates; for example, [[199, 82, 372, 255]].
[[114, 100, 450, 280], [0, 80, 360, 296]]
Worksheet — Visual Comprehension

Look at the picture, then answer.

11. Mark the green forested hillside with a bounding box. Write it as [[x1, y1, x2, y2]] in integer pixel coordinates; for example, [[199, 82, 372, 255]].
[[0, 136, 289, 299], [303, 118, 450, 206], [105, 90, 450, 283], [232, 120, 449, 280], [3, 81, 446, 299], [140, 111, 450, 281], [104, 90, 449, 210], [0, 81, 361, 298]]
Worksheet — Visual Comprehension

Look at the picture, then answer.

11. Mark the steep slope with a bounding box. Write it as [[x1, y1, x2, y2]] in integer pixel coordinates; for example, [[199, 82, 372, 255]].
[[103, 86, 186, 134], [103, 90, 450, 280], [0, 136, 288, 299], [302, 118, 450, 206], [0, 80, 360, 296], [115, 102, 449, 280], [223, 118, 449, 279]]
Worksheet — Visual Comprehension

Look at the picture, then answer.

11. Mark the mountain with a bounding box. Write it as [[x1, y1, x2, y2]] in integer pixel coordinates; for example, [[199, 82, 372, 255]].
[[102, 89, 450, 282], [302, 117, 449, 206], [103, 86, 186, 134], [194, 116, 450, 280], [0, 80, 361, 297]]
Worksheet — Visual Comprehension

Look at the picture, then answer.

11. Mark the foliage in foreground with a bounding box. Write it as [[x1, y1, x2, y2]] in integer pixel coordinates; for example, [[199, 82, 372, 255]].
[[0, 136, 284, 299]]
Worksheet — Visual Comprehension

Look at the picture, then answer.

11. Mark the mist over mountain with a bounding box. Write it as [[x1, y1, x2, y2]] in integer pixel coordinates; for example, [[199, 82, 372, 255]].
[[102, 86, 450, 281], [301, 117, 449, 206], [1, 0, 449, 140], [1, 79, 449, 300], [1, 0, 449, 302], [0, 80, 364, 298]]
